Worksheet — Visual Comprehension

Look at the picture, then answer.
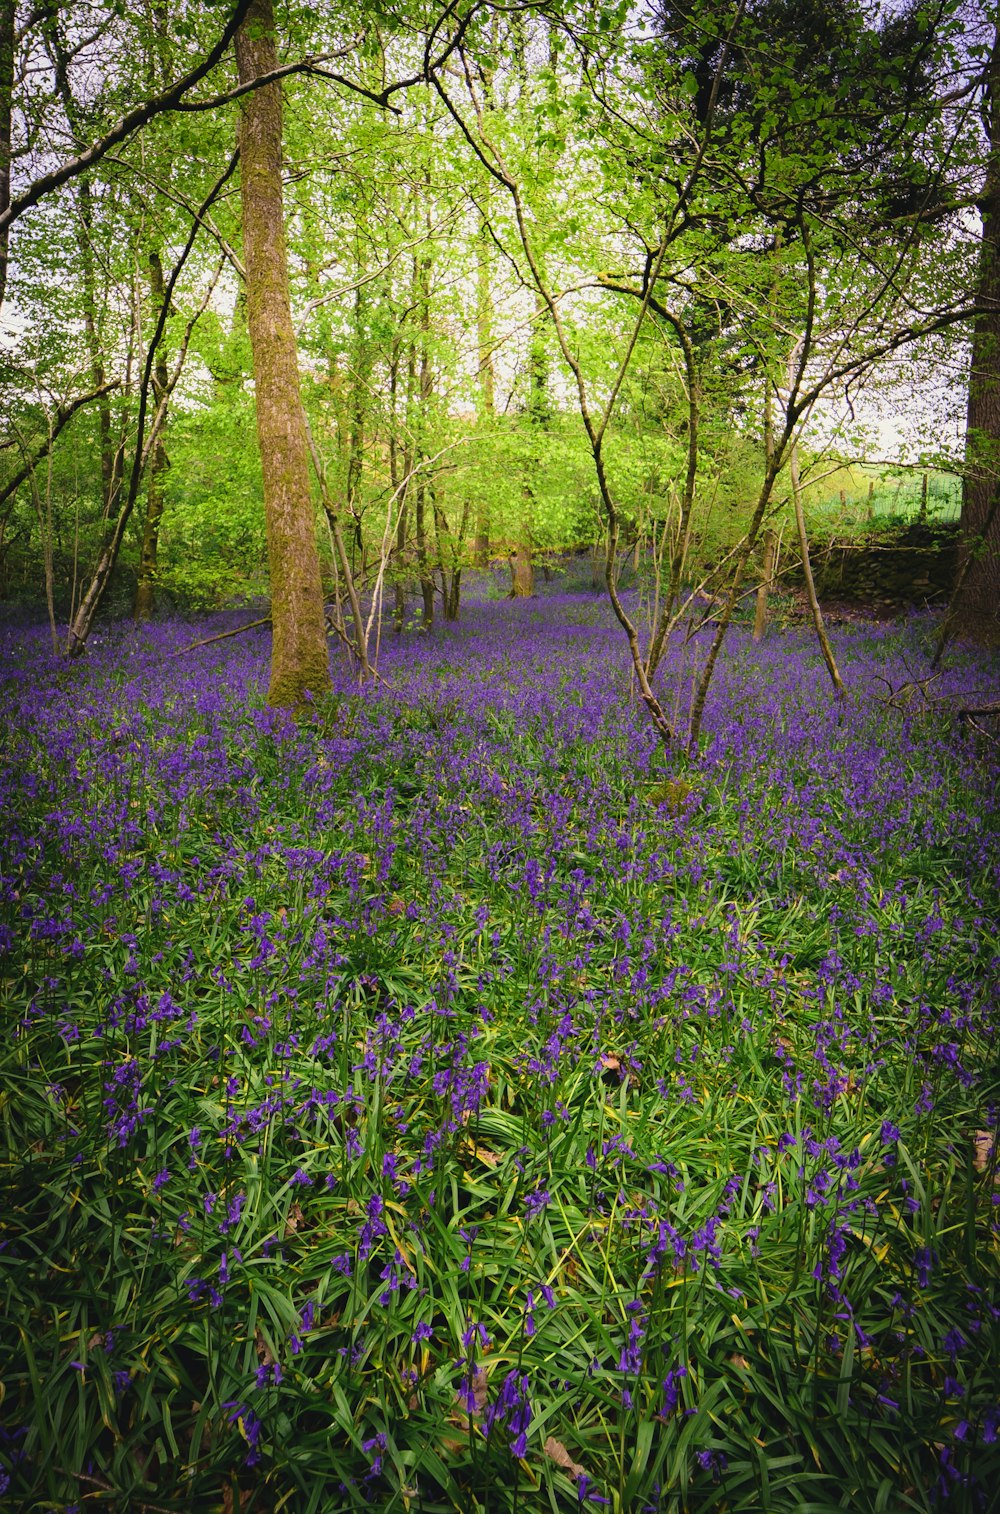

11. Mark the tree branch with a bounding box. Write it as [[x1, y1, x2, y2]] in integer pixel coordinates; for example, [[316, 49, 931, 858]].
[[0, 0, 253, 235], [0, 380, 119, 511]]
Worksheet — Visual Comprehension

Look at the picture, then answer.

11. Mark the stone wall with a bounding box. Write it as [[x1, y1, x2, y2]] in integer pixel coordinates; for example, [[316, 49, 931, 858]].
[[796, 520, 959, 605]]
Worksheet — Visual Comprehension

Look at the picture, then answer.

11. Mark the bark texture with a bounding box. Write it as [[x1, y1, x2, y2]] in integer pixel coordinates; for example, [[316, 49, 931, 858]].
[[0, 1, 13, 312], [953, 26, 1000, 646], [473, 215, 494, 567], [790, 445, 845, 697], [236, 0, 330, 706], [753, 528, 776, 642], [508, 543, 534, 597], [134, 252, 169, 620]]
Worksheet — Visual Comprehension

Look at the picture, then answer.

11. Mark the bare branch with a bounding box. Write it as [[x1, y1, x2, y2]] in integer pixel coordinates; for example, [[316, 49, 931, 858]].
[[0, 0, 254, 235], [0, 380, 119, 511]]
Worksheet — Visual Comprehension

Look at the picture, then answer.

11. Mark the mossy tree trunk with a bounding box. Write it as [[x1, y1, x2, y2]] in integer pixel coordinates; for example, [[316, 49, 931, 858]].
[[236, 0, 330, 707], [508, 543, 534, 597], [414, 241, 436, 629], [474, 214, 494, 567], [0, 1, 13, 313], [134, 252, 169, 620], [952, 23, 1000, 647]]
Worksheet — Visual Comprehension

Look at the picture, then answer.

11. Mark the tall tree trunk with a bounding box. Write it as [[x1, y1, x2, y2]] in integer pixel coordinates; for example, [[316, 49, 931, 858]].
[[434, 486, 468, 621], [236, 0, 330, 707], [44, 16, 120, 514], [415, 244, 435, 629], [415, 476, 434, 628], [753, 527, 776, 643], [394, 337, 417, 633], [134, 252, 170, 619], [950, 24, 1000, 647], [0, 1, 13, 313], [474, 214, 494, 567], [790, 445, 844, 696], [511, 291, 549, 594], [345, 276, 369, 577]]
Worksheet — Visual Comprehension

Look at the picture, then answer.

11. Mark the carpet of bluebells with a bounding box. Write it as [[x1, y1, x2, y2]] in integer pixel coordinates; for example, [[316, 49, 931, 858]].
[[1, 588, 999, 1513]]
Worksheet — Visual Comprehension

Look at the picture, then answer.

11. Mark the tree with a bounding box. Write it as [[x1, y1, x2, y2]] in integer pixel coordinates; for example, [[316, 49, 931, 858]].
[[948, 17, 1000, 647], [0, 0, 12, 311], [425, 1, 976, 747], [235, 0, 330, 707]]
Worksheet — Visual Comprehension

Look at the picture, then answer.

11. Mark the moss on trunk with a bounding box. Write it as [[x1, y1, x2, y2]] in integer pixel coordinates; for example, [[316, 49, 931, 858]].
[[236, 0, 331, 707]]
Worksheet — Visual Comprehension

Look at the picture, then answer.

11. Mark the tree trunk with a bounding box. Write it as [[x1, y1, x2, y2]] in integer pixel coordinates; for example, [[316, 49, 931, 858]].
[[236, 0, 330, 707], [753, 527, 776, 642], [394, 337, 417, 634], [415, 243, 435, 629], [434, 486, 469, 621], [415, 476, 434, 628], [474, 214, 494, 567], [345, 277, 369, 573], [951, 25, 1000, 647], [134, 252, 170, 620], [509, 543, 534, 597], [510, 290, 549, 593], [44, 15, 121, 515], [0, 1, 13, 312], [791, 445, 845, 697]]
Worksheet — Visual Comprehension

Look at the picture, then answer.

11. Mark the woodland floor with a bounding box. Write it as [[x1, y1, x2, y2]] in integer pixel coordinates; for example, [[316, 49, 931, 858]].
[[1, 586, 998, 1513]]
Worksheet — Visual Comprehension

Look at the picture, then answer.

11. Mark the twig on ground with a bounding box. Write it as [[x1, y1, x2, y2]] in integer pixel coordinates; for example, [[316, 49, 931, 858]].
[[169, 616, 272, 657]]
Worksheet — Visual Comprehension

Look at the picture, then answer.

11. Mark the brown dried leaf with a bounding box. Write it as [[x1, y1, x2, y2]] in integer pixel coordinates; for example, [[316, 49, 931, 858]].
[[729, 1353, 751, 1371], [458, 1137, 500, 1169], [254, 1326, 275, 1367], [543, 1437, 587, 1479], [599, 1052, 640, 1089], [283, 1201, 305, 1237], [450, 1363, 489, 1423], [469, 1364, 489, 1413], [973, 1130, 995, 1174]]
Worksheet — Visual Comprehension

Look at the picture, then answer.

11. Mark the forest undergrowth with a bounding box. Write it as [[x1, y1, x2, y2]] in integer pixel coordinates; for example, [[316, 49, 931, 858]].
[[1, 591, 998, 1513]]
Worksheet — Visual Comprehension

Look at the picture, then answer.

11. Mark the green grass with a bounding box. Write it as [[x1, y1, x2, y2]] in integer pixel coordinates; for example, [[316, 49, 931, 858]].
[[801, 466, 961, 530]]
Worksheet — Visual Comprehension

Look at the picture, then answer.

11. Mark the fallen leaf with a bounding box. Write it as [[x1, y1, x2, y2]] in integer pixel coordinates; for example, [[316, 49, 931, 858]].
[[458, 1137, 500, 1169], [449, 1364, 490, 1429], [283, 1201, 304, 1237], [543, 1437, 586, 1479], [468, 1364, 489, 1414], [729, 1353, 751, 1371], [973, 1130, 995, 1174], [254, 1327, 275, 1367], [599, 1052, 640, 1088]]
